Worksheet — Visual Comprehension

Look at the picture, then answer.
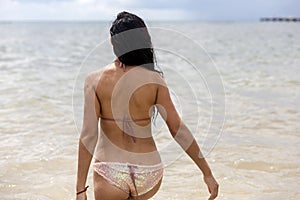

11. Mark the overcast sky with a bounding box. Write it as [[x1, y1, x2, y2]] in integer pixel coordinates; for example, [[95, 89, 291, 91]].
[[0, 0, 299, 21]]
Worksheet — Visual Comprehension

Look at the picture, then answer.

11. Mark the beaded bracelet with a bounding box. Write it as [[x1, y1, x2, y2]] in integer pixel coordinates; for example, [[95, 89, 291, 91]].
[[76, 186, 89, 195]]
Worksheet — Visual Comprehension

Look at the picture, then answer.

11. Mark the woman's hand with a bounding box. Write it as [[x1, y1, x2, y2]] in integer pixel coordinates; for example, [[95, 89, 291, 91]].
[[76, 193, 87, 200], [203, 174, 219, 200]]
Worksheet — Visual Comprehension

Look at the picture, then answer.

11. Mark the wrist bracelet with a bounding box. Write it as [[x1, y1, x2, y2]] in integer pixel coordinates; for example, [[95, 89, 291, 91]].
[[76, 186, 89, 195]]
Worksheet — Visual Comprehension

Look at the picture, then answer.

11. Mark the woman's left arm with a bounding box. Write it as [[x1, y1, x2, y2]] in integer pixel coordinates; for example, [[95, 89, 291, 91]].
[[76, 72, 101, 197]]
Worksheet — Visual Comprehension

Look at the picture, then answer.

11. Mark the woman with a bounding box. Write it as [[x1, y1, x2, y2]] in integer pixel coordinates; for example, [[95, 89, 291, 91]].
[[76, 11, 219, 200]]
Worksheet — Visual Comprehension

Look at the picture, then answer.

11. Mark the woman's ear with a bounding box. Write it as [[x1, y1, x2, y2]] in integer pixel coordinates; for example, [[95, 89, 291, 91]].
[[109, 37, 112, 45]]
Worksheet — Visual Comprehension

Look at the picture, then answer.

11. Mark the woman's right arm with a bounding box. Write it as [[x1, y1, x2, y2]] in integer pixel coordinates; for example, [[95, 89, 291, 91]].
[[155, 79, 219, 200], [76, 72, 101, 199]]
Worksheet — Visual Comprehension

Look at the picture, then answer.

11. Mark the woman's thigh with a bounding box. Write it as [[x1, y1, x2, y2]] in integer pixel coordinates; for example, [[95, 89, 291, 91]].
[[93, 171, 129, 200], [132, 178, 162, 200]]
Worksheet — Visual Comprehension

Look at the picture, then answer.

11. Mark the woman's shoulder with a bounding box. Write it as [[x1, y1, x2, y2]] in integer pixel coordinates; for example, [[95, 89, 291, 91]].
[[86, 64, 115, 77], [85, 64, 113, 87], [136, 66, 163, 80], [147, 69, 166, 86]]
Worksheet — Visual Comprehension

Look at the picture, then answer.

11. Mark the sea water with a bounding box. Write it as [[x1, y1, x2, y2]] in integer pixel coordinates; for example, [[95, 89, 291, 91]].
[[0, 21, 299, 199]]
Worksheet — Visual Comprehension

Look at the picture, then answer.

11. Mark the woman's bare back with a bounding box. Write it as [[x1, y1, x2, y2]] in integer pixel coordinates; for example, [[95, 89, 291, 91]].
[[94, 62, 163, 164]]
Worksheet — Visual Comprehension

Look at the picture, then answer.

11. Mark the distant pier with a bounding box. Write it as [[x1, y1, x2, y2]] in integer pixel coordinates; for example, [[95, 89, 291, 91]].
[[260, 17, 300, 22]]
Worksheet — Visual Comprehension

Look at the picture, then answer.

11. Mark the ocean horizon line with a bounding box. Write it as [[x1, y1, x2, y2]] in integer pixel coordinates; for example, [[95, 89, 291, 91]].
[[0, 19, 259, 23]]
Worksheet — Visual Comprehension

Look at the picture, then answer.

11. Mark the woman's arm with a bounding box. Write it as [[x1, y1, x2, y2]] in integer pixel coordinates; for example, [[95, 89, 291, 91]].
[[76, 72, 101, 198], [155, 79, 219, 199]]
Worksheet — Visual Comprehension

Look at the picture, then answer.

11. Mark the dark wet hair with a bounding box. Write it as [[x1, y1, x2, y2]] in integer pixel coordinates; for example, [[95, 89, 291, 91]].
[[110, 11, 162, 121], [110, 11, 162, 75]]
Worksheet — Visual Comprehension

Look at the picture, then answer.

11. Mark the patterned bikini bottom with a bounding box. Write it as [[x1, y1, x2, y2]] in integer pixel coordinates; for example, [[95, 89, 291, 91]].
[[94, 161, 163, 197]]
